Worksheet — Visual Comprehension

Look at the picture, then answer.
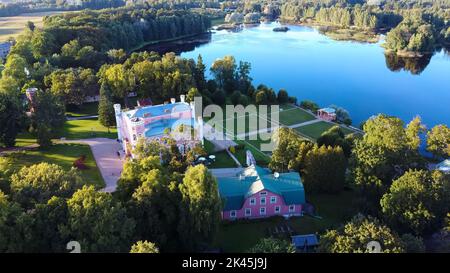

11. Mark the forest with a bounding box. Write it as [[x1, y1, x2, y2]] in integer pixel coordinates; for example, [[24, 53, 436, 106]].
[[0, 0, 126, 17]]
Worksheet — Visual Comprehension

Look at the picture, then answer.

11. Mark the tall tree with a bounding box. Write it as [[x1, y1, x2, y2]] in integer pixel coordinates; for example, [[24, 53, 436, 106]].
[[317, 214, 405, 253], [32, 90, 65, 148], [98, 84, 116, 129], [349, 115, 423, 212], [0, 93, 24, 147], [426, 124, 450, 159], [381, 170, 449, 235], [62, 185, 135, 253], [303, 145, 347, 193], [210, 55, 237, 93], [100, 64, 135, 107], [178, 165, 222, 251], [194, 54, 207, 91], [10, 163, 83, 209]]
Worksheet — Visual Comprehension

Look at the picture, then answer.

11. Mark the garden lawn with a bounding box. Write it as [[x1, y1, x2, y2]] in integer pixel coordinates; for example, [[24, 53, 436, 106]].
[[4, 143, 105, 188], [214, 190, 358, 252], [60, 118, 117, 139], [294, 121, 335, 140], [203, 139, 238, 168], [279, 107, 316, 126]]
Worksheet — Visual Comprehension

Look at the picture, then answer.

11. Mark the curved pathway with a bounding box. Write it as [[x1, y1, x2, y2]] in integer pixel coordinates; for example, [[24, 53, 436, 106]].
[[56, 138, 123, 192]]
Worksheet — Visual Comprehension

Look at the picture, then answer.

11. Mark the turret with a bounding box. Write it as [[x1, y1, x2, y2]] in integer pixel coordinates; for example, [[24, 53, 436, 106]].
[[114, 104, 123, 142]]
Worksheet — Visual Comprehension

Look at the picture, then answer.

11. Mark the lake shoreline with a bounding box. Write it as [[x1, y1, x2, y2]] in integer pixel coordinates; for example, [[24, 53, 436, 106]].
[[129, 31, 211, 53], [178, 22, 450, 127], [278, 18, 381, 44]]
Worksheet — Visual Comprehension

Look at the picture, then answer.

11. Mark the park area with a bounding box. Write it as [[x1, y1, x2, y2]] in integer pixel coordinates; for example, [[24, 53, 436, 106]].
[[206, 104, 360, 167], [0, 11, 66, 42], [1, 143, 104, 188]]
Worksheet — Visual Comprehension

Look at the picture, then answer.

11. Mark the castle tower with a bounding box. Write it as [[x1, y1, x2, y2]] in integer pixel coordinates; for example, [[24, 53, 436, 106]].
[[114, 104, 123, 142]]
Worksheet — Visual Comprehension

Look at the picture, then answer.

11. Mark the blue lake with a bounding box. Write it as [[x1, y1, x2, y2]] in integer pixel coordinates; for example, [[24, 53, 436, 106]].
[[150, 22, 450, 127]]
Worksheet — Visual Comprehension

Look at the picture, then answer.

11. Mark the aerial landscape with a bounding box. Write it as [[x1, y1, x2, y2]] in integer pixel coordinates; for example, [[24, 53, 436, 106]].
[[0, 0, 449, 261]]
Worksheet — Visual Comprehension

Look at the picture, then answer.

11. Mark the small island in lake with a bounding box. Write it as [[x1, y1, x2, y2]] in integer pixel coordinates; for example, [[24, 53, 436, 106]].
[[273, 26, 289, 32]]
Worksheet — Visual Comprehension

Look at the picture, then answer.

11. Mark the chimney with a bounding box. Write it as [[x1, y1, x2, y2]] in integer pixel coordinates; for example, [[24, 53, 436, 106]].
[[170, 98, 176, 104], [180, 94, 186, 103]]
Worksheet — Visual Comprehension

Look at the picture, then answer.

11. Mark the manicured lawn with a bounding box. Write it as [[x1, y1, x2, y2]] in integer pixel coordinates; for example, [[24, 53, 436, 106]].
[[4, 143, 105, 188], [209, 151, 237, 168], [203, 139, 238, 168], [59, 118, 117, 139], [295, 121, 358, 140], [214, 190, 358, 252], [279, 107, 316, 126], [294, 121, 335, 140], [10, 118, 116, 147], [279, 103, 296, 111]]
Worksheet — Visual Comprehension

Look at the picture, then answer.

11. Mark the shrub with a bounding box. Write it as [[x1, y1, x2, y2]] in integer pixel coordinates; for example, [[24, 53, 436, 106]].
[[73, 155, 88, 170]]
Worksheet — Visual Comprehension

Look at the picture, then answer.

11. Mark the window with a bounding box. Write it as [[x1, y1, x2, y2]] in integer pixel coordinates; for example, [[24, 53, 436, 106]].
[[260, 191, 267, 196], [270, 196, 277, 204], [260, 207, 266, 215], [249, 198, 256, 206], [245, 208, 251, 217], [289, 205, 295, 212], [275, 206, 281, 214], [260, 197, 266, 205], [230, 210, 237, 218]]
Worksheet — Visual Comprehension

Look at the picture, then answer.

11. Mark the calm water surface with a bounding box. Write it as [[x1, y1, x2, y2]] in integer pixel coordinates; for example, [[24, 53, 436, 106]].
[[145, 22, 450, 127]]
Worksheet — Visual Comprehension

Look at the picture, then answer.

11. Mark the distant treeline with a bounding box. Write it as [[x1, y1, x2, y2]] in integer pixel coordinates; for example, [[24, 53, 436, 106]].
[[30, 8, 211, 58], [0, 0, 125, 17]]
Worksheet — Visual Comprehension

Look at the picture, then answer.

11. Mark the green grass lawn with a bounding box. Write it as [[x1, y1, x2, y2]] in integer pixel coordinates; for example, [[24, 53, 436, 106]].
[[4, 143, 105, 188], [213, 190, 358, 252], [60, 118, 117, 140], [203, 139, 238, 168], [11, 118, 116, 148], [14, 132, 37, 147], [279, 107, 316, 126], [294, 121, 335, 140], [295, 121, 358, 140]]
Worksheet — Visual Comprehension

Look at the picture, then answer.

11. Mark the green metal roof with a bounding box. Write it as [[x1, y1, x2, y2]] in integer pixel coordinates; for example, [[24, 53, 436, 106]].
[[217, 165, 306, 211]]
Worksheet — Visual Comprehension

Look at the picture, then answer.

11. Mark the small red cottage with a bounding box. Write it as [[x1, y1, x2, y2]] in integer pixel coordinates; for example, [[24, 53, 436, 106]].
[[317, 107, 336, 121]]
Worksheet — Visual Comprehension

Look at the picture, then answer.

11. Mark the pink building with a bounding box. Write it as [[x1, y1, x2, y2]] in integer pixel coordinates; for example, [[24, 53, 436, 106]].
[[216, 165, 306, 220], [114, 95, 203, 157], [317, 107, 336, 121]]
